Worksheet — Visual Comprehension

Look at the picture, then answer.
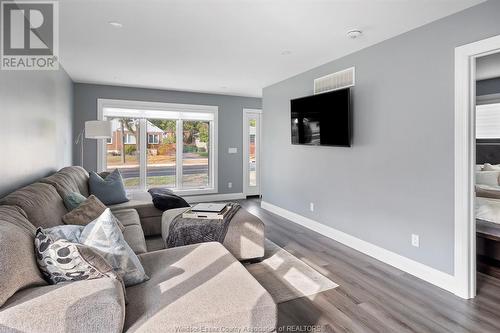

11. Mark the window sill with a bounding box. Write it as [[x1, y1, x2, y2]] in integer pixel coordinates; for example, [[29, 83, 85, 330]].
[[173, 188, 218, 196], [126, 187, 218, 198]]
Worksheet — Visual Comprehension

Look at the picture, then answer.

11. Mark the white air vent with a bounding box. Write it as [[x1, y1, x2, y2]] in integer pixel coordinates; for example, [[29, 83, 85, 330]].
[[314, 67, 355, 94]]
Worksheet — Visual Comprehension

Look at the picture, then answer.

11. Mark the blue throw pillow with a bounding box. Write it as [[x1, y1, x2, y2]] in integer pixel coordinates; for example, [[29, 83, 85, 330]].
[[89, 169, 129, 205], [63, 192, 87, 211]]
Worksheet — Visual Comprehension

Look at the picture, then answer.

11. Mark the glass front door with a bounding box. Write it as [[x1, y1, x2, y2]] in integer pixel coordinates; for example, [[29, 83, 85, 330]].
[[244, 110, 261, 196]]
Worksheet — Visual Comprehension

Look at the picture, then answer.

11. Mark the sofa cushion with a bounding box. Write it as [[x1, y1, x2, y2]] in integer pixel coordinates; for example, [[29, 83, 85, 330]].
[[0, 206, 47, 307], [113, 209, 148, 254], [0, 278, 125, 333], [39, 166, 90, 198], [109, 200, 164, 236], [109, 200, 163, 217], [0, 182, 67, 228], [124, 242, 277, 333]]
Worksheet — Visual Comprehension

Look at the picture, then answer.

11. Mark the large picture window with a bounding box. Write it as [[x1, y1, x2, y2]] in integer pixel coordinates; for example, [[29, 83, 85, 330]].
[[98, 99, 218, 195]]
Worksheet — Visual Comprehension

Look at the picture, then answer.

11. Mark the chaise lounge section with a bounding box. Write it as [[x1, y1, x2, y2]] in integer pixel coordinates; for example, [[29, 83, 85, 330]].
[[0, 166, 277, 332]]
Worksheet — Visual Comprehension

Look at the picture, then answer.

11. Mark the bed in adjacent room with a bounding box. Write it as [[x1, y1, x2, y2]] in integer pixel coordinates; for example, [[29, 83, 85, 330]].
[[475, 163, 500, 278]]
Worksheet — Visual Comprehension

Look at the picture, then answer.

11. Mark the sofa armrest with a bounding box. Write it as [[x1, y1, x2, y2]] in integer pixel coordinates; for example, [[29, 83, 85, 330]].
[[0, 278, 125, 333]]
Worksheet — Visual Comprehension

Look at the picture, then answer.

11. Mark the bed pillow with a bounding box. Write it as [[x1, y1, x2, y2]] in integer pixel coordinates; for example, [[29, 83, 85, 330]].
[[79, 208, 148, 286], [476, 171, 500, 186], [482, 163, 500, 171], [476, 184, 500, 200], [63, 192, 87, 211], [89, 169, 129, 205], [34, 228, 123, 286], [476, 197, 500, 224]]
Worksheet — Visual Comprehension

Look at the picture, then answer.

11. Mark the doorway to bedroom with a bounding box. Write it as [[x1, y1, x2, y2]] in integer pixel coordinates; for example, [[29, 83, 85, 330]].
[[475, 51, 500, 281], [455, 34, 500, 299]]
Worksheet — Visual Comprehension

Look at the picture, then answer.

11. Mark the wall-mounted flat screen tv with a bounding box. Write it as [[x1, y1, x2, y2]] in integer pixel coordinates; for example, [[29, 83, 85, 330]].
[[291, 88, 351, 147]]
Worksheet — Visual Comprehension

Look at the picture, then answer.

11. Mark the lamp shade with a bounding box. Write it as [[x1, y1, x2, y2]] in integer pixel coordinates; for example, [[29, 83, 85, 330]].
[[85, 120, 112, 139]]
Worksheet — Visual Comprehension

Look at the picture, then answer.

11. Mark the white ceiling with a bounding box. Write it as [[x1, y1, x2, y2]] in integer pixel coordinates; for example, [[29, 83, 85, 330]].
[[477, 52, 500, 81], [59, 0, 485, 97]]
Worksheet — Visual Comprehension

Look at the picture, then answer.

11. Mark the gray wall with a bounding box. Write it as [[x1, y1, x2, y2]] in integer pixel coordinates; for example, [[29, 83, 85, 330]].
[[73, 83, 261, 194], [262, 0, 500, 275], [0, 69, 73, 197]]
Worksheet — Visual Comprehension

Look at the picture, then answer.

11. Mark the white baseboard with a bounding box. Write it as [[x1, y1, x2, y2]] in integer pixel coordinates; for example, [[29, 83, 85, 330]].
[[261, 201, 458, 295], [184, 192, 245, 203]]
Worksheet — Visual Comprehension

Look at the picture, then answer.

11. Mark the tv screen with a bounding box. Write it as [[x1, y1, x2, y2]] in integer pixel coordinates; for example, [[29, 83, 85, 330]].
[[291, 88, 351, 147]]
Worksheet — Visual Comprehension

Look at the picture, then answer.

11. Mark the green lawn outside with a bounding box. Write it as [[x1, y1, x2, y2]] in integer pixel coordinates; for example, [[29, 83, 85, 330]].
[[124, 176, 175, 187], [123, 174, 208, 188]]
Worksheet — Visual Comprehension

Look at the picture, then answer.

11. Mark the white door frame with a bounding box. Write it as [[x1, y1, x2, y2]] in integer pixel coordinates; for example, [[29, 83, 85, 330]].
[[454, 34, 500, 299], [243, 108, 262, 196]]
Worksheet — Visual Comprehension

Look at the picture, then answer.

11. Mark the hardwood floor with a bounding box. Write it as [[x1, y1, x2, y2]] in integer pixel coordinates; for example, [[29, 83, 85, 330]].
[[238, 198, 500, 333]]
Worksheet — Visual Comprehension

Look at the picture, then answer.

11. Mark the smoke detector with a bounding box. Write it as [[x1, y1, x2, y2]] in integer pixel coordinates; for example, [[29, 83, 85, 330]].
[[347, 30, 362, 39], [108, 21, 123, 28]]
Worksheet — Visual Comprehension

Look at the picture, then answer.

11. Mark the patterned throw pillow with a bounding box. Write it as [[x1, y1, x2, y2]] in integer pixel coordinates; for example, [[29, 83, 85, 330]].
[[34, 228, 123, 286], [80, 208, 149, 286], [44, 225, 84, 243]]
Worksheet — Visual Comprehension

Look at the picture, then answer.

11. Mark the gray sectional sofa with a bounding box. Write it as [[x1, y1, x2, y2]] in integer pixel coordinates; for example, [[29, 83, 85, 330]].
[[0, 166, 277, 333]]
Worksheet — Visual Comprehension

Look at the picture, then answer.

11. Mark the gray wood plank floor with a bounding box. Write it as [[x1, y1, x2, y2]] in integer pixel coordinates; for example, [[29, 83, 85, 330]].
[[238, 198, 500, 333]]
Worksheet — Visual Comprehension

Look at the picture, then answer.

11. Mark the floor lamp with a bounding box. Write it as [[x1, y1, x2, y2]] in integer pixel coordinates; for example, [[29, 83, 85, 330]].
[[76, 120, 112, 168]]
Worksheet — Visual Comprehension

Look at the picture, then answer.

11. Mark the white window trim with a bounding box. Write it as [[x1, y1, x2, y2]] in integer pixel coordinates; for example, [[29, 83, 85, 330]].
[[97, 98, 218, 196], [147, 134, 160, 144], [123, 133, 136, 145], [106, 136, 113, 144]]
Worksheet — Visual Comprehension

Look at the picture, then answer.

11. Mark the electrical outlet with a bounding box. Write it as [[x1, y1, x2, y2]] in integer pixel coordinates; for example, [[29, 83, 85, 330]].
[[228, 182, 232, 189], [310, 202, 314, 212], [411, 234, 420, 248]]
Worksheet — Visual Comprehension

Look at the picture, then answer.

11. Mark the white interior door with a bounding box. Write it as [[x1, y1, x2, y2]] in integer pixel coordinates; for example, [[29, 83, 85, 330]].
[[243, 109, 262, 196]]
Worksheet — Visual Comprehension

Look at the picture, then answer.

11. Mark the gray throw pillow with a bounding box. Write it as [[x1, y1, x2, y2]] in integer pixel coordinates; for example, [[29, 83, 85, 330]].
[[34, 228, 124, 288], [62, 195, 125, 232], [89, 169, 129, 205], [62, 192, 87, 211], [79, 208, 148, 286], [62, 194, 106, 225]]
